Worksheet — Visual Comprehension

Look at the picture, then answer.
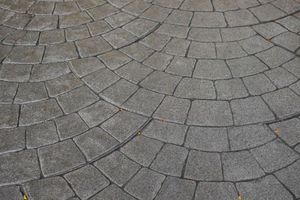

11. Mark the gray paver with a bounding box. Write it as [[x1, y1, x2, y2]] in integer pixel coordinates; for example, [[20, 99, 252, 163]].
[[195, 182, 237, 200]]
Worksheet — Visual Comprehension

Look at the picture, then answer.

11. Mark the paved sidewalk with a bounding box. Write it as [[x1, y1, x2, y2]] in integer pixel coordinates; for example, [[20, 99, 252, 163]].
[[0, 0, 300, 199]]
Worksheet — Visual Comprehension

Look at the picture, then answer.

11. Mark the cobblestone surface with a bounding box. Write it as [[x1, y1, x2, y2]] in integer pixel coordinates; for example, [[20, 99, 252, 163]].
[[0, 0, 299, 199]]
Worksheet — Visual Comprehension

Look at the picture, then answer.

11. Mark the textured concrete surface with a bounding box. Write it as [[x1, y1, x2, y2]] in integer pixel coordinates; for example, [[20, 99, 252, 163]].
[[0, 0, 300, 199]]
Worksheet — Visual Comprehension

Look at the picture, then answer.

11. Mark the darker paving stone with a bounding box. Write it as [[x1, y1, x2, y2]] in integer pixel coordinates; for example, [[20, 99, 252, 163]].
[[98, 50, 131, 70], [4, 46, 44, 64], [125, 168, 165, 200], [26, 120, 58, 149], [191, 12, 225, 27], [64, 165, 109, 200], [193, 59, 231, 80], [223, 151, 265, 181], [30, 62, 70, 82], [225, 9, 258, 26], [90, 184, 135, 200], [121, 43, 154, 62], [95, 151, 141, 187], [38, 140, 86, 177], [250, 140, 299, 173], [237, 175, 293, 200], [185, 127, 229, 152], [250, 4, 285, 22], [69, 57, 105, 77], [272, 31, 300, 52], [65, 25, 90, 42], [243, 74, 276, 95], [19, 99, 62, 126], [88, 4, 118, 20], [59, 12, 92, 28], [216, 42, 246, 59], [265, 67, 297, 88], [252, 22, 286, 40], [24, 177, 74, 200], [188, 42, 216, 59], [55, 113, 89, 140], [102, 28, 137, 49], [74, 127, 119, 161], [143, 52, 173, 71], [76, 36, 112, 57], [15, 82, 48, 104], [188, 28, 221, 42], [0, 104, 19, 128], [166, 56, 196, 77], [0, 81, 18, 103], [0, 127, 25, 154], [43, 42, 78, 63], [141, 5, 171, 22], [239, 35, 273, 54], [26, 15, 58, 31], [215, 79, 248, 100], [57, 86, 98, 114], [0, 64, 31, 82], [121, 135, 163, 167], [0, 185, 23, 200], [164, 38, 190, 56], [141, 32, 171, 51], [155, 177, 196, 200], [184, 150, 222, 181], [0, 150, 40, 186], [151, 144, 188, 176], [195, 182, 237, 200]]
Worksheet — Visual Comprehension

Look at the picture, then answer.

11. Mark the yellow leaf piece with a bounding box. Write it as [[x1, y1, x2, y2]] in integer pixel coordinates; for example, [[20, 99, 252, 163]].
[[238, 195, 243, 200], [23, 194, 28, 200], [274, 128, 280, 136]]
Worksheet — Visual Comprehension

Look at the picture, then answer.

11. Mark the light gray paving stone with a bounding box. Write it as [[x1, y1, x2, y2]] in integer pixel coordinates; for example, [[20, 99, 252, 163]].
[[193, 59, 231, 80], [39, 29, 65, 45], [83, 68, 119, 93], [123, 18, 157, 37], [0, 185, 23, 200], [283, 57, 300, 78], [143, 52, 173, 71], [76, 0, 106, 10], [54, 2, 79, 15], [181, 0, 213, 11], [28, 1, 55, 15], [0, 104, 19, 128], [103, 28, 138, 49], [188, 28, 221, 42], [24, 177, 74, 200], [38, 140, 86, 176], [101, 110, 148, 142], [140, 71, 180, 95], [250, 140, 299, 173], [164, 38, 190, 56], [153, 0, 184, 8], [239, 35, 273, 54], [191, 12, 226, 27], [115, 61, 153, 84], [221, 27, 256, 42], [216, 42, 247, 59], [262, 88, 300, 118], [174, 78, 215, 99], [2, 30, 26, 46], [76, 36, 112, 57], [26, 121, 58, 149], [141, 32, 171, 51], [0, 45, 12, 61], [69, 57, 105, 77], [15, 82, 48, 104], [57, 86, 98, 114], [227, 56, 268, 77], [0, 127, 25, 155], [90, 184, 135, 200], [187, 100, 233, 126], [99, 50, 131, 70], [272, 0, 300, 13], [26, 15, 58, 31], [195, 182, 237, 200], [188, 42, 216, 59], [166, 57, 195, 77], [95, 151, 140, 187], [0, 151, 39, 187], [3, 13, 31, 30], [155, 176, 196, 200], [0, 81, 17, 103], [216, 79, 248, 100], [122, 0, 151, 16], [277, 16, 300, 33], [185, 127, 229, 152], [243, 74, 276, 95], [100, 79, 138, 105], [265, 67, 297, 88], [30, 62, 70, 82], [213, 0, 238, 11], [105, 12, 135, 28], [125, 168, 165, 200], [74, 127, 119, 161], [43, 42, 78, 63], [228, 124, 275, 151], [107, 0, 134, 8], [151, 144, 188, 176], [272, 32, 300, 52], [19, 99, 62, 126], [121, 43, 154, 62], [290, 81, 300, 95], [165, 10, 193, 26], [143, 120, 187, 145], [79, 101, 118, 128], [156, 23, 190, 38], [0, 64, 31, 82], [250, 4, 286, 22], [270, 118, 300, 146], [123, 88, 164, 116], [55, 113, 88, 140], [238, 176, 294, 200], [15, 31, 39, 46], [184, 150, 222, 181], [4, 46, 44, 64], [121, 135, 163, 166], [225, 9, 258, 26], [64, 165, 109, 200], [141, 5, 171, 22], [87, 20, 111, 36], [65, 25, 90, 41], [252, 22, 287, 39], [275, 160, 300, 198], [222, 151, 265, 181], [88, 4, 118, 20]]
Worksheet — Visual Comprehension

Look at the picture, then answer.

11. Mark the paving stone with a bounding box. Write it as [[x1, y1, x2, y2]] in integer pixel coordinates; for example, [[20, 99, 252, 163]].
[[272, 0, 300, 13], [121, 135, 163, 166], [122, 0, 151, 16], [275, 160, 300, 198], [250, 140, 299, 173], [184, 150, 222, 181], [64, 165, 109, 200], [0, 81, 18, 103], [191, 12, 226, 27], [143, 120, 187, 145], [165, 10, 193, 26], [0, 127, 25, 155], [99, 50, 131, 70], [283, 57, 300, 78], [26, 121, 58, 149], [121, 43, 154, 62], [24, 177, 74, 200], [221, 27, 256, 42], [277, 16, 300, 33], [290, 81, 300, 95], [239, 35, 273, 54], [187, 100, 233, 126], [105, 12, 135, 28], [28, 1, 55, 15], [141, 5, 171, 22], [0, 185, 23, 200], [15, 82, 48, 104], [39, 29, 65, 45], [250, 4, 286, 22], [164, 38, 190, 56], [26, 15, 58, 31], [101, 110, 148, 142], [227, 56, 268, 77], [30, 62, 70, 82], [237, 175, 293, 200], [215, 79, 248, 100], [257, 47, 294, 69], [123, 18, 157, 37], [86, 20, 111, 36], [195, 182, 237, 200], [54, 2, 80, 15], [65, 25, 90, 41], [107, 0, 133, 8], [213, 0, 238, 11], [141, 32, 171, 51], [0, 150, 40, 186], [3, 13, 31, 29], [156, 23, 190, 38], [38, 140, 86, 176], [181, 0, 213, 11], [265, 67, 297, 88], [125, 168, 165, 200], [272, 32, 300, 52], [166, 57, 195, 77], [188, 28, 221, 42], [76, 0, 106, 10], [116, 61, 153, 84], [174, 78, 215, 99], [270, 118, 300, 146], [88, 4, 118, 20], [151, 144, 187, 176], [193, 59, 231, 80], [43, 42, 78, 63], [103, 28, 137, 49], [69, 57, 105, 77], [4, 46, 44, 64], [222, 151, 265, 181], [262, 88, 300, 118], [95, 151, 140, 187], [185, 127, 229, 151], [143, 52, 173, 71], [90, 184, 135, 200], [216, 42, 247, 59], [123, 88, 164, 116], [57, 86, 98, 114], [188, 41, 216, 59], [76, 36, 112, 57], [0, 104, 19, 128], [153, 0, 184, 8], [15, 31, 39, 46], [252, 22, 287, 39], [225, 10, 258, 26], [19, 99, 62, 126]]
